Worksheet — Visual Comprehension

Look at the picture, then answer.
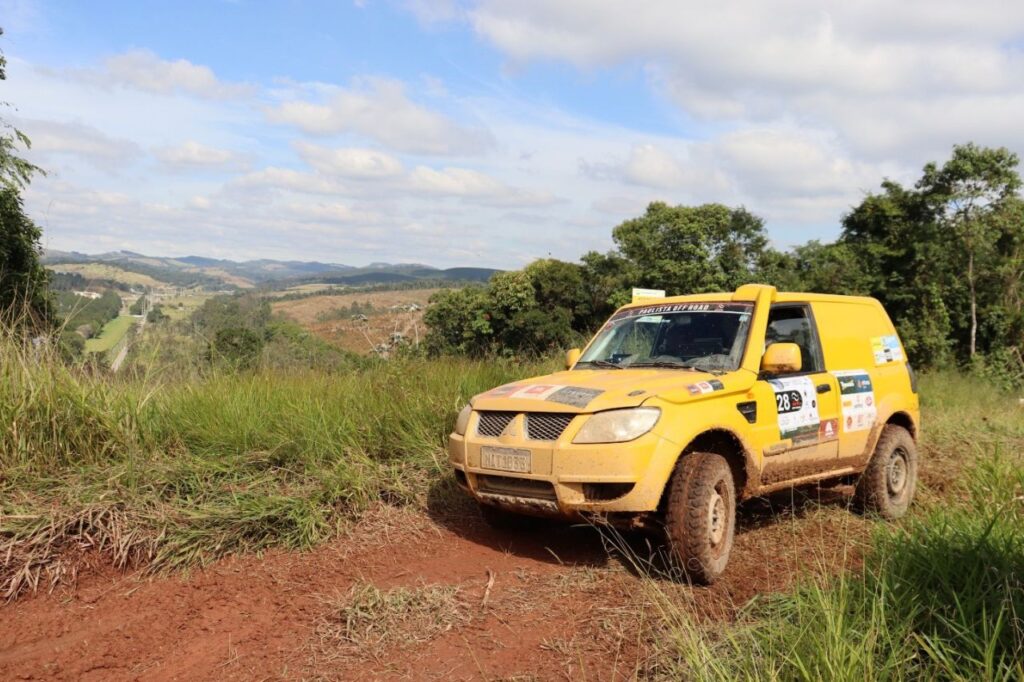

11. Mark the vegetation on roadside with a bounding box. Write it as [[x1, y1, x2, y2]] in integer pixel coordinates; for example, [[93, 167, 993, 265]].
[[648, 372, 1024, 681], [55, 290, 123, 339], [0, 328, 553, 600]]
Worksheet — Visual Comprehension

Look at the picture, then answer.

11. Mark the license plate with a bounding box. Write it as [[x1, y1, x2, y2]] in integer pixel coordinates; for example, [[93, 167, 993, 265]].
[[480, 446, 531, 473]]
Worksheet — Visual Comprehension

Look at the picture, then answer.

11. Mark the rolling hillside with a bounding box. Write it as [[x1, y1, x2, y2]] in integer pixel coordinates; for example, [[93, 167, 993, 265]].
[[42, 249, 500, 290]]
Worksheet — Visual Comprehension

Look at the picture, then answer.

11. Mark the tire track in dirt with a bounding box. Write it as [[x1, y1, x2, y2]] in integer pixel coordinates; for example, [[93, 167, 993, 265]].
[[0, 489, 869, 681]]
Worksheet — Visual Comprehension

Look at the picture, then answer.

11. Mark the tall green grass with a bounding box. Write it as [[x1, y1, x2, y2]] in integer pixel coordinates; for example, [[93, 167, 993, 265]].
[[0, 330, 553, 597], [650, 372, 1024, 681]]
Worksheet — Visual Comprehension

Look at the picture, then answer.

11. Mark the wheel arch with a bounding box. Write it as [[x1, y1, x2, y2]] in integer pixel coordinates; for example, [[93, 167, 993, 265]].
[[658, 428, 754, 511], [885, 410, 917, 441]]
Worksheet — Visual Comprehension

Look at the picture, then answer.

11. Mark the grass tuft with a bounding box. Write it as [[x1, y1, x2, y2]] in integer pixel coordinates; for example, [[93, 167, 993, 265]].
[[315, 581, 469, 658]]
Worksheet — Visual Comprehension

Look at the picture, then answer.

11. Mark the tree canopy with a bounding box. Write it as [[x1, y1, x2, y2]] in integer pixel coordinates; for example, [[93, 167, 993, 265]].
[[0, 28, 51, 329]]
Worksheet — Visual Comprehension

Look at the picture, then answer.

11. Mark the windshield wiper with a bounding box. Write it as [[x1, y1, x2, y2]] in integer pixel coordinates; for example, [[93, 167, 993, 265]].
[[581, 359, 625, 369], [627, 361, 700, 370]]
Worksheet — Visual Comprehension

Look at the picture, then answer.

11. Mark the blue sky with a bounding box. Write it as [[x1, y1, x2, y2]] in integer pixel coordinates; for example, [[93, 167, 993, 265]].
[[3, 0, 1023, 268]]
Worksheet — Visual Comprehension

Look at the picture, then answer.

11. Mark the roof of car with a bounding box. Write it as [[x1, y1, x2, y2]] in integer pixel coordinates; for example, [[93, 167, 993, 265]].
[[623, 284, 879, 310]]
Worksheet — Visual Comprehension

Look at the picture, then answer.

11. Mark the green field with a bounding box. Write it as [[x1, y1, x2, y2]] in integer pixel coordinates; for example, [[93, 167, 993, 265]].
[[84, 314, 135, 353], [156, 293, 213, 321]]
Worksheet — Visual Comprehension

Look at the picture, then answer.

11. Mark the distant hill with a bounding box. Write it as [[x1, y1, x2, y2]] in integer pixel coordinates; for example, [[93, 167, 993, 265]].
[[42, 249, 501, 290]]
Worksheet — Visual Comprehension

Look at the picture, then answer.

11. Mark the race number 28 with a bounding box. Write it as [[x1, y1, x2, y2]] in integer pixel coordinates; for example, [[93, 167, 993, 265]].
[[775, 390, 803, 414]]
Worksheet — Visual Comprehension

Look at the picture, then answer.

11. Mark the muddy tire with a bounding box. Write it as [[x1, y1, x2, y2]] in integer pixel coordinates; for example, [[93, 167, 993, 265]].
[[664, 452, 736, 584], [478, 503, 542, 531], [853, 425, 917, 519]]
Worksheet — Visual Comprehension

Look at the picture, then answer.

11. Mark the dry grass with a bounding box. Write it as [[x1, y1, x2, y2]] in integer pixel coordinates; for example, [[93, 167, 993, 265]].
[[48, 263, 166, 288], [315, 581, 470, 659], [1, 504, 158, 601], [272, 289, 438, 326]]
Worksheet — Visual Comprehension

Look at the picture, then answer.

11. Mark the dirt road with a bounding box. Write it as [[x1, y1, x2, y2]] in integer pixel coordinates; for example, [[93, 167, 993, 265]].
[[0, 490, 867, 681]]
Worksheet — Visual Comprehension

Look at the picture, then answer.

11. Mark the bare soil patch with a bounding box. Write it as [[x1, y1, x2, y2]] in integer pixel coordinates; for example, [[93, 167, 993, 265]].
[[272, 289, 439, 355], [0, 487, 867, 681]]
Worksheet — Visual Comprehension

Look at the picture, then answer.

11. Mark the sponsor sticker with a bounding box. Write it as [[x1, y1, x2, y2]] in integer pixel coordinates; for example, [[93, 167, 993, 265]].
[[611, 302, 753, 321], [492, 384, 605, 408], [870, 334, 904, 365], [818, 418, 839, 441], [547, 386, 604, 408], [768, 375, 820, 442], [832, 369, 878, 433], [510, 384, 564, 400], [686, 379, 726, 395]]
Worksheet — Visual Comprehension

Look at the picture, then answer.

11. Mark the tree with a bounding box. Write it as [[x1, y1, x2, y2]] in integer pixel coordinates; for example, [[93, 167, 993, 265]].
[[0, 188, 52, 327], [212, 327, 264, 369], [0, 28, 50, 328], [610, 202, 769, 295], [789, 241, 872, 295], [917, 143, 1022, 357], [422, 286, 492, 356], [579, 250, 636, 325]]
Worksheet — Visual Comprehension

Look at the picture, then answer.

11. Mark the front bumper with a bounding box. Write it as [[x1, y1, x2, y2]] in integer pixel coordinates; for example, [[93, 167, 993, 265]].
[[447, 421, 681, 518]]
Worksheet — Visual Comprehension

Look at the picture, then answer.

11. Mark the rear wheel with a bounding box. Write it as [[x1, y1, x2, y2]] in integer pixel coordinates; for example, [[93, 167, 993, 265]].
[[478, 503, 542, 531], [853, 425, 917, 519], [664, 452, 736, 584]]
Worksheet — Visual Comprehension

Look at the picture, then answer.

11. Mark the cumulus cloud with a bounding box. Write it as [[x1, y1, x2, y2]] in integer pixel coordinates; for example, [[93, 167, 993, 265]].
[[465, 0, 1024, 160], [227, 167, 348, 197], [408, 165, 560, 206], [100, 49, 254, 99], [295, 142, 405, 179], [267, 76, 494, 155], [155, 140, 248, 170], [18, 118, 141, 169]]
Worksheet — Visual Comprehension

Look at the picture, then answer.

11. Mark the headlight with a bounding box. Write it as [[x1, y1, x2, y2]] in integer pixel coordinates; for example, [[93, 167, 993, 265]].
[[572, 407, 660, 444], [454, 404, 473, 436]]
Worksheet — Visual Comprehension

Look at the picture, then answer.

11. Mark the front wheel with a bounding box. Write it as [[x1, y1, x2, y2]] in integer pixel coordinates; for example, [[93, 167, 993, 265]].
[[665, 452, 736, 584], [853, 425, 917, 519]]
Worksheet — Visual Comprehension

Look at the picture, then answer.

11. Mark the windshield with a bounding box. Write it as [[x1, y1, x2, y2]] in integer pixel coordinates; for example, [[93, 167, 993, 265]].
[[577, 302, 754, 373]]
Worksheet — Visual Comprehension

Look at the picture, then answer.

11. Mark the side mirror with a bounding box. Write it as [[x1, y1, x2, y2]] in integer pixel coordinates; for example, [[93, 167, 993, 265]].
[[565, 348, 582, 369], [761, 342, 802, 375]]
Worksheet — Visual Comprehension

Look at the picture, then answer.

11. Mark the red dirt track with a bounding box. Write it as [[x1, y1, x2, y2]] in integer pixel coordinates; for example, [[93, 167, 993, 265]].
[[0, 491, 866, 681]]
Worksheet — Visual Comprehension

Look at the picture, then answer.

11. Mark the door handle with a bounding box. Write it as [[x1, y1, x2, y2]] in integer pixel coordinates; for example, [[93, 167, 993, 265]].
[[816, 383, 831, 394]]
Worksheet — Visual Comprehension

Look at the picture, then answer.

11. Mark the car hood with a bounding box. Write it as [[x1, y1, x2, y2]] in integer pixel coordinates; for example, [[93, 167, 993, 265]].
[[470, 367, 757, 413]]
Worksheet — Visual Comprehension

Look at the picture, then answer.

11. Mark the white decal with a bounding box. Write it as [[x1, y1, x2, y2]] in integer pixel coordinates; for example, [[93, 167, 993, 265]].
[[768, 375, 820, 442], [832, 369, 878, 433]]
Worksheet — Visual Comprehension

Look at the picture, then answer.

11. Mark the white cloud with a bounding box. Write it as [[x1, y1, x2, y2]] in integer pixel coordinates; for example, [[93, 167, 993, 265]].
[[409, 165, 560, 206], [227, 167, 348, 197], [405, 0, 462, 24], [465, 0, 1024, 161], [16, 118, 141, 169], [267, 76, 494, 155], [100, 49, 253, 100], [295, 142, 405, 179], [155, 140, 247, 170]]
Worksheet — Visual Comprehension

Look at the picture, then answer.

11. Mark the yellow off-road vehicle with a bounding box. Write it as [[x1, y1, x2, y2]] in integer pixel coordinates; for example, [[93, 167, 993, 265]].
[[448, 284, 920, 582]]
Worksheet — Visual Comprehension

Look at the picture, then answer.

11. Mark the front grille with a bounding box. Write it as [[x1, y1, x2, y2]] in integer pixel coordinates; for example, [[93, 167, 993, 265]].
[[477, 411, 515, 437], [477, 474, 557, 500], [525, 413, 575, 441]]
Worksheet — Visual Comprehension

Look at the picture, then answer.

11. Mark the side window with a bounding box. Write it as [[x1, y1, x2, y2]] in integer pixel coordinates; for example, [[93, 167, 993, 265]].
[[765, 305, 824, 374]]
